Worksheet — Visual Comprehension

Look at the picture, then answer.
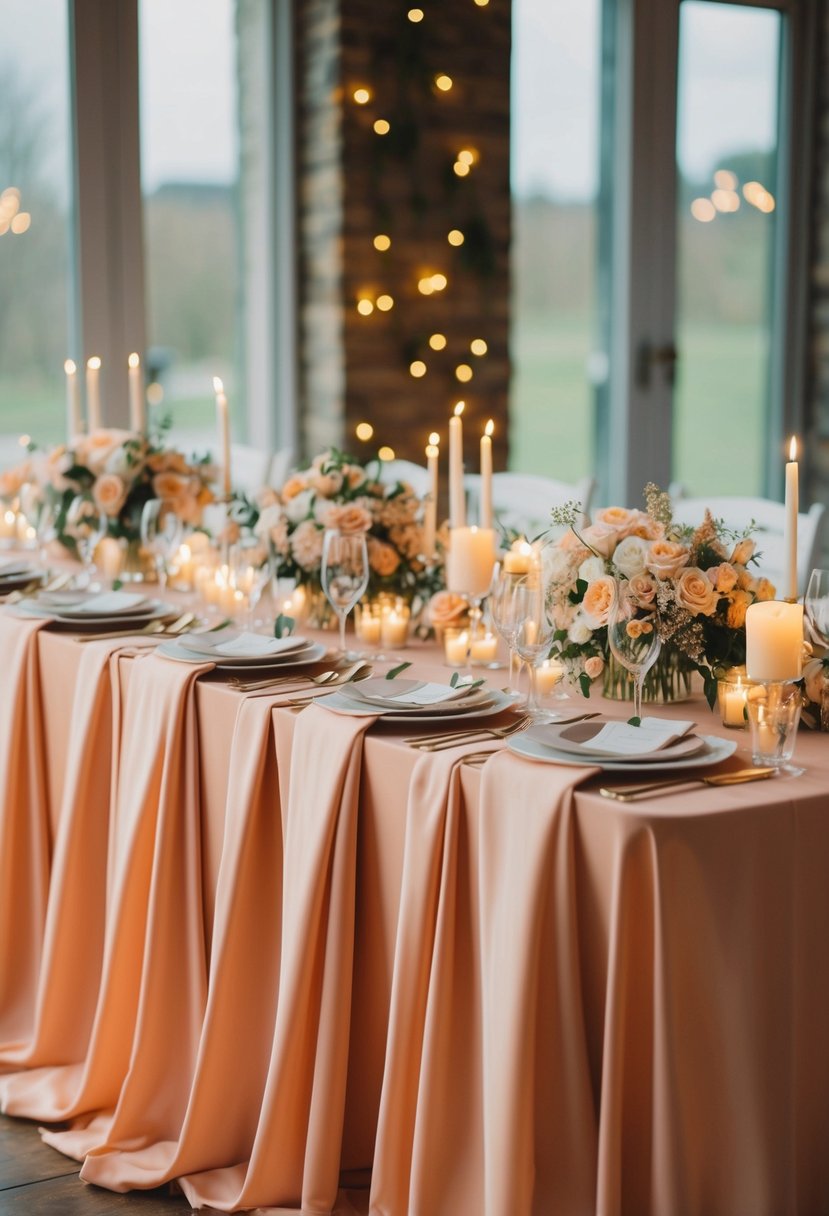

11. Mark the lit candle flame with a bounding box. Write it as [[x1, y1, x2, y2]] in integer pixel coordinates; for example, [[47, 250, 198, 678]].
[[64, 359, 76, 375], [425, 444, 439, 458], [87, 356, 101, 370], [789, 435, 797, 461], [484, 419, 494, 437], [454, 401, 465, 417], [128, 352, 140, 369], [213, 376, 224, 394]]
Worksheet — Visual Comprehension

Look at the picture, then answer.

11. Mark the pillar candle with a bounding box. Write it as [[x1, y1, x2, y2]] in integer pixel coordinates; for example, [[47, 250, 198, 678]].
[[128, 353, 145, 432], [64, 359, 82, 439], [86, 356, 102, 430], [449, 402, 465, 528], [446, 526, 496, 597], [535, 658, 565, 695], [480, 419, 493, 529], [424, 442, 439, 558], [469, 631, 498, 663], [213, 377, 232, 497], [503, 540, 534, 575], [443, 629, 469, 666], [745, 600, 804, 681], [784, 435, 798, 600]]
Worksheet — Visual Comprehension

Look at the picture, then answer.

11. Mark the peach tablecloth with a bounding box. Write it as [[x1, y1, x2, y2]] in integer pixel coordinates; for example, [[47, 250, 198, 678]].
[[0, 614, 828, 1216]]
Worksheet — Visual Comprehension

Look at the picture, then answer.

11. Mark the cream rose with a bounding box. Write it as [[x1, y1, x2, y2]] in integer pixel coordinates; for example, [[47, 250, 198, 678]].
[[754, 577, 776, 601], [581, 523, 618, 560], [92, 473, 127, 517], [584, 655, 605, 680], [568, 615, 593, 645], [730, 538, 756, 566], [307, 469, 343, 497], [284, 488, 315, 524], [675, 566, 719, 616], [317, 501, 373, 534], [578, 555, 606, 584], [78, 428, 133, 474], [612, 535, 650, 579], [804, 657, 828, 706], [708, 562, 738, 594], [290, 519, 324, 570], [647, 540, 690, 579], [580, 575, 617, 629]]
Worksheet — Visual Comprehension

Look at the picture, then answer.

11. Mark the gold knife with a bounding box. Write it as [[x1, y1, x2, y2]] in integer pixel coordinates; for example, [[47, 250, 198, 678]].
[[599, 767, 777, 802]]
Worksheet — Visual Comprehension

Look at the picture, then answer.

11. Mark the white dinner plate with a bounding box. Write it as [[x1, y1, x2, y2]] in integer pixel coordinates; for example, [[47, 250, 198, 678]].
[[318, 687, 515, 723], [14, 600, 172, 627], [156, 638, 327, 670], [506, 731, 737, 773]]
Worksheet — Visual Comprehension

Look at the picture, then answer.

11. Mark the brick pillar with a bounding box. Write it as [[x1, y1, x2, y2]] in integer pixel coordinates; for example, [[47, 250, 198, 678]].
[[297, 0, 511, 475]]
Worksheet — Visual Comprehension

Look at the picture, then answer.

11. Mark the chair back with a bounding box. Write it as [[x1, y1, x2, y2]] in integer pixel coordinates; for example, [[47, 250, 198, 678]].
[[377, 459, 432, 497], [464, 472, 595, 538]]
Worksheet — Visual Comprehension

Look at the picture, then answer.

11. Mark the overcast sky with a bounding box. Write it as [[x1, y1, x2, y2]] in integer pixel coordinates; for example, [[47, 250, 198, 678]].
[[3, 0, 780, 204]]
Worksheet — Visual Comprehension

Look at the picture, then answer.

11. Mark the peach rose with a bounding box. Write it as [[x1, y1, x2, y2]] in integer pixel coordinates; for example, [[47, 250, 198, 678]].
[[625, 511, 665, 541], [628, 571, 658, 607], [368, 537, 401, 577], [581, 523, 618, 560], [584, 655, 605, 680], [428, 591, 469, 629], [580, 575, 617, 629], [152, 471, 190, 501], [389, 522, 425, 560], [675, 566, 719, 616], [593, 506, 637, 533], [46, 446, 73, 492], [754, 577, 776, 601], [318, 502, 373, 534], [726, 588, 752, 629], [92, 473, 127, 517], [280, 474, 308, 502], [708, 562, 738, 594], [647, 540, 690, 579], [78, 428, 133, 473], [0, 463, 29, 499], [307, 469, 343, 496], [290, 519, 324, 570], [256, 487, 280, 510], [730, 538, 756, 566]]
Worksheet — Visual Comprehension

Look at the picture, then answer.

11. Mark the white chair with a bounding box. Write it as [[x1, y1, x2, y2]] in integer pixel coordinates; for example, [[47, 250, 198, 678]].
[[670, 494, 827, 597], [464, 472, 596, 538], [266, 447, 295, 490], [230, 443, 273, 495], [378, 459, 432, 497]]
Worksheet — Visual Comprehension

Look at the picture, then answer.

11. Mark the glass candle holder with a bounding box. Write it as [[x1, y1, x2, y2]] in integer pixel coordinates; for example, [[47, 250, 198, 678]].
[[380, 598, 410, 648], [745, 681, 803, 769], [716, 665, 755, 729], [468, 629, 499, 667], [443, 626, 470, 667], [355, 601, 383, 646]]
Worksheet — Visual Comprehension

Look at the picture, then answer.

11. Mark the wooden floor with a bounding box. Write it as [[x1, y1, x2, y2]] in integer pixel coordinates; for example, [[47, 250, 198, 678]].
[[0, 1114, 192, 1214]]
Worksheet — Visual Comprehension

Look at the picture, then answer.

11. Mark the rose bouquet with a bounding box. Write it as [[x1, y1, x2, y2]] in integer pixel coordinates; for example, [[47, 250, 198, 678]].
[[5, 426, 215, 549], [239, 447, 443, 604], [545, 484, 777, 705]]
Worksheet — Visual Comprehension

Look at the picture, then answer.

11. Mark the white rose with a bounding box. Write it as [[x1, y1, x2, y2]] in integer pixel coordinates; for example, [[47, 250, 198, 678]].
[[804, 658, 827, 706], [613, 535, 650, 579], [578, 555, 606, 584], [284, 487, 314, 524], [568, 615, 593, 645], [254, 502, 285, 538]]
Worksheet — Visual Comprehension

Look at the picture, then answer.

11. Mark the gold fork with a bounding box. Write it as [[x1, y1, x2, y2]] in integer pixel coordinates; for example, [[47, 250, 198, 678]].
[[408, 715, 532, 751], [75, 612, 196, 643]]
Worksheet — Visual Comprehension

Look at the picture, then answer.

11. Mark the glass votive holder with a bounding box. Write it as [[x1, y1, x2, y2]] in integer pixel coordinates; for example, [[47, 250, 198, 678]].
[[443, 626, 470, 667], [380, 598, 410, 648], [534, 657, 567, 698], [468, 629, 499, 667], [716, 665, 755, 729], [355, 601, 383, 646], [0, 506, 19, 549], [745, 681, 803, 769]]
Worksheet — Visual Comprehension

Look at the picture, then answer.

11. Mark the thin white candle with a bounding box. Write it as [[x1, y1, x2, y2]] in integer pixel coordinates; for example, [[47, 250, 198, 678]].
[[784, 434, 798, 600], [86, 356, 102, 431], [480, 418, 494, 528], [424, 438, 439, 558], [128, 352, 145, 432], [64, 359, 82, 439], [213, 376, 232, 497], [449, 401, 465, 528]]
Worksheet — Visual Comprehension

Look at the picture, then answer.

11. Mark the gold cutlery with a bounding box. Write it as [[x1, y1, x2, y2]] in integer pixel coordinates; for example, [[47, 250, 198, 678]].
[[408, 716, 532, 751], [229, 660, 369, 693], [461, 749, 499, 766], [281, 664, 374, 704], [75, 612, 196, 643], [403, 711, 597, 747], [599, 766, 777, 802]]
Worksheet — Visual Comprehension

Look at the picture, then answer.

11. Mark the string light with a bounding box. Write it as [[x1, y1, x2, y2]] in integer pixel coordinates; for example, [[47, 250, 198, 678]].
[[455, 364, 473, 382], [373, 119, 390, 135], [376, 294, 394, 311], [356, 422, 374, 441], [418, 276, 436, 295], [470, 338, 488, 356], [378, 446, 396, 461], [430, 272, 447, 291], [407, 7, 424, 20], [434, 74, 453, 92], [410, 360, 427, 377], [447, 229, 464, 246], [429, 333, 447, 350], [357, 298, 375, 315], [457, 148, 477, 165], [353, 87, 372, 105], [453, 161, 470, 177], [474, 0, 490, 6], [373, 234, 391, 250]]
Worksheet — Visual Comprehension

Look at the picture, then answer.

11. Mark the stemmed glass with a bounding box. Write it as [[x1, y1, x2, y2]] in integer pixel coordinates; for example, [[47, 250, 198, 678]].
[[606, 580, 662, 722], [499, 573, 556, 719], [804, 569, 829, 643], [321, 528, 369, 657], [489, 562, 524, 696], [65, 495, 107, 588], [140, 499, 184, 593], [230, 536, 275, 630]]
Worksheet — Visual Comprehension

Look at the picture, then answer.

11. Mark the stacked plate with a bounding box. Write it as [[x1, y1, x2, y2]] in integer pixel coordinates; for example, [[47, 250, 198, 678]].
[[507, 716, 736, 773], [14, 589, 172, 629], [0, 560, 42, 596], [318, 676, 514, 724], [157, 630, 326, 671]]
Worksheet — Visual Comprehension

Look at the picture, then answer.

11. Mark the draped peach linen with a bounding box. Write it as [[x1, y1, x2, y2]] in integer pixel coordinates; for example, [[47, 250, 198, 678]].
[[0, 652, 213, 1138], [0, 615, 50, 1047]]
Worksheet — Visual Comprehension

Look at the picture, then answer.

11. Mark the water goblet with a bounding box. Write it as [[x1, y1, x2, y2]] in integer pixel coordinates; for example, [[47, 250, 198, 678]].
[[606, 581, 662, 722], [140, 499, 185, 593], [321, 528, 369, 657], [230, 535, 274, 630], [501, 574, 556, 719], [65, 495, 107, 588]]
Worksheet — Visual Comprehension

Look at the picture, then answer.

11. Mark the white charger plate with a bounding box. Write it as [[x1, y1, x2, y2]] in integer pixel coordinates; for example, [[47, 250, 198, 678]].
[[15, 600, 171, 627], [318, 687, 515, 723], [507, 732, 736, 772], [157, 638, 327, 670]]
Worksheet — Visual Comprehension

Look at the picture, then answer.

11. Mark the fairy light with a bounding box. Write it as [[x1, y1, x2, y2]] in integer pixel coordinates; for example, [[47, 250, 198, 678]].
[[353, 87, 372, 105], [453, 162, 470, 178], [373, 119, 390, 135], [470, 338, 488, 356], [376, 294, 394, 311], [435, 74, 453, 92], [429, 333, 447, 350], [447, 229, 464, 246], [457, 148, 477, 166], [410, 360, 427, 377], [455, 364, 473, 382], [373, 233, 391, 251], [418, 276, 436, 295], [407, 6, 424, 20], [430, 272, 447, 291], [356, 298, 375, 316], [378, 446, 396, 461], [356, 422, 374, 441], [10, 212, 31, 235]]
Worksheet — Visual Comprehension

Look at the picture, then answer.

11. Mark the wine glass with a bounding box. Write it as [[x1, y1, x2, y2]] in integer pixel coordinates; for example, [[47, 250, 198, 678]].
[[140, 499, 184, 592], [65, 495, 107, 588], [488, 562, 524, 696], [230, 535, 274, 630], [606, 580, 662, 722], [500, 573, 556, 719], [804, 568, 829, 643], [33, 499, 58, 569], [321, 529, 369, 657]]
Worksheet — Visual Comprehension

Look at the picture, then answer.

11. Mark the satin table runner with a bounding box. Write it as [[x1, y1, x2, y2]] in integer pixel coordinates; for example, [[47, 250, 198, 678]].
[[0, 611, 827, 1216]]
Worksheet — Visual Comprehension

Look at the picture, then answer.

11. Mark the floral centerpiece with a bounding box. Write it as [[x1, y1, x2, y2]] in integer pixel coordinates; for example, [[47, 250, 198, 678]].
[[803, 619, 829, 730], [4, 425, 215, 555], [238, 447, 444, 617], [545, 484, 776, 706]]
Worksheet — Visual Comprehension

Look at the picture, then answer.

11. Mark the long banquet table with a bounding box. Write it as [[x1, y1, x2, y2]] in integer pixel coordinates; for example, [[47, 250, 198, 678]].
[[0, 588, 827, 1216]]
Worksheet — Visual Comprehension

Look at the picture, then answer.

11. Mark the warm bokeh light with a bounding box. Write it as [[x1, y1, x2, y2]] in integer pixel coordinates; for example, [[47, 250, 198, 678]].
[[10, 212, 31, 234], [429, 333, 447, 350], [428, 431, 440, 445], [470, 338, 488, 356], [713, 169, 737, 191], [410, 360, 427, 378], [353, 87, 372, 105], [378, 446, 396, 461], [376, 294, 394, 311], [64, 359, 76, 375], [18, 434, 30, 447], [417, 276, 435, 295], [128, 352, 140, 369], [425, 443, 439, 459], [435, 74, 453, 92], [453, 161, 470, 178], [474, 0, 489, 6], [147, 382, 164, 406], [457, 148, 477, 166], [690, 198, 716, 223], [454, 401, 465, 417], [373, 233, 391, 251], [455, 364, 473, 382], [743, 181, 776, 213], [431, 272, 448, 291], [407, 7, 424, 21], [484, 419, 494, 437], [356, 298, 375, 315], [447, 229, 464, 246], [711, 188, 739, 213], [88, 356, 102, 371], [373, 119, 390, 135], [356, 422, 374, 441]]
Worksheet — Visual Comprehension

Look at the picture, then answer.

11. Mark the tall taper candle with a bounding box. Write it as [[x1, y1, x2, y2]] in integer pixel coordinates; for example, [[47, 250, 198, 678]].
[[449, 401, 465, 528], [86, 356, 102, 430], [213, 376, 232, 497], [784, 434, 798, 600], [128, 353, 145, 432], [424, 439, 439, 558], [480, 418, 494, 529], [64, 359, 82, 439]]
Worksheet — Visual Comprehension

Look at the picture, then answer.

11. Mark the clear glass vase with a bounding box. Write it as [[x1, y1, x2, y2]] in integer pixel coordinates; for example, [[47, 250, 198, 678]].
[[602, 646, 694, 704]]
